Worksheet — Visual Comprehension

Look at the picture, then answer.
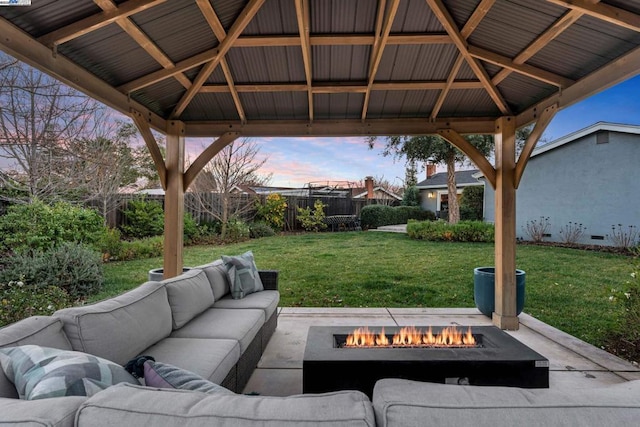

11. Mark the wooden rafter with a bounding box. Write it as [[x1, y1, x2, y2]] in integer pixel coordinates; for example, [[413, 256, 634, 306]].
[[183, 132, 240, 190], [199, 80, 484, 93], [492, 9, 584, 85], [426, 0, 511, 115], [460, 0, 496, 39], [197, 0, 246, 123], [170, 0, 265, 119], [295, 0, 314, 121], [468, 45, 574, 88], [431, 54, 464, 120], [233, 33, 451, 47], [362, 0, 400, 121], [546, 0, 640, 32], [38, 0, 167, 47], [131, 110, 167, 190], [514, 103, 557, 188], [93, 0, 191, 89], [437, 129, 497, 189]]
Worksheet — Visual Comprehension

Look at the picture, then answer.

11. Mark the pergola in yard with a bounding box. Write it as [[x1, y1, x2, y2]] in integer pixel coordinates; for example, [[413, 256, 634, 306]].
[[1, 0, 639, 330]]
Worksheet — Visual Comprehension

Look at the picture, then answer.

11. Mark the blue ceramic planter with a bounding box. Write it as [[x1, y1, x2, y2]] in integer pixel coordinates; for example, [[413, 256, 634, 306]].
[[473, 267, 526, 317]]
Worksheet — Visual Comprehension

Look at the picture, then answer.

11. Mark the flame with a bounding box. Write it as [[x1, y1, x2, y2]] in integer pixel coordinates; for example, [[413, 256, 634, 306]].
[[344, 326, 477, 348]]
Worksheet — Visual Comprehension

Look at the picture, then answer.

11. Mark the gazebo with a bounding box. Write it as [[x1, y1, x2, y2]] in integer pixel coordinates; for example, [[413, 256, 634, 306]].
[[1, 0, 638, 330]]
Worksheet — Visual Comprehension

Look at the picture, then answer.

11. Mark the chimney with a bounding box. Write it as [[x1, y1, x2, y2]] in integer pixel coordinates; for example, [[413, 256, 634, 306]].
[[365, 176, 374, 199], [426, 163, 436, 179]]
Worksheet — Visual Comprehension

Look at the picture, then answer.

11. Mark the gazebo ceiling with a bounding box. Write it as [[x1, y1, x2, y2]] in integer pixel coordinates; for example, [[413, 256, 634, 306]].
[[1, 0, 640, 137]]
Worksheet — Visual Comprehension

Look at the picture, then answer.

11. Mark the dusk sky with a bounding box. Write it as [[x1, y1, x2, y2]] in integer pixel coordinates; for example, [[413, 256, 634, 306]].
[[185, 74, 640, 189]]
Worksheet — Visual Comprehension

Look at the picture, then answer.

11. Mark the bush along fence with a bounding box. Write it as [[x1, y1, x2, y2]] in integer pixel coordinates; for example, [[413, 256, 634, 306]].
[[360, 205, 435, 229], [407, 220, 495, 243]]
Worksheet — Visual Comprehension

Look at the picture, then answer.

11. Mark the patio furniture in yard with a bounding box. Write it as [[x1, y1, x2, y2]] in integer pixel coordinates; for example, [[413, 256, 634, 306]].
[[324, 214, 360, 231]]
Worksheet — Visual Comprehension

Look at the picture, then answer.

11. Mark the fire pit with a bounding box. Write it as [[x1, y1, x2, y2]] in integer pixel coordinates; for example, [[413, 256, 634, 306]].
[[303, 326, 549, 398]]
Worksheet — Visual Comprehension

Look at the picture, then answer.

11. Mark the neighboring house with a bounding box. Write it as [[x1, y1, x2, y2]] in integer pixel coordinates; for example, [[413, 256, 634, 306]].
[[483, 122, 640, 246], [417, 167, 483, 216]]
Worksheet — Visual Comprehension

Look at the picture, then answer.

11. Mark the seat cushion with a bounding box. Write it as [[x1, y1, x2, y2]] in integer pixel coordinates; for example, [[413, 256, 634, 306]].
[[213, 290, 279, 320], [143, 337, 240, 385], [373, 378, 640, 427], [162, 269, 215, 329], [0, 395, 86, 427], [169, 308, 264, 353], [194, 260, 230, 300], [54, 282, 172, 365], [76, 383, 376, 427], [0, 316, 73, 399]]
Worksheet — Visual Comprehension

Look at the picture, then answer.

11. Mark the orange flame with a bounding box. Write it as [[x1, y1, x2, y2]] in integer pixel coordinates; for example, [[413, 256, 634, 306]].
[[344, 326, 477, 348]]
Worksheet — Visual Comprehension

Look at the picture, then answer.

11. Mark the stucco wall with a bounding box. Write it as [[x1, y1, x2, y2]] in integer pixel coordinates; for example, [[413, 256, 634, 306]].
[[484, 130, 640, 246]]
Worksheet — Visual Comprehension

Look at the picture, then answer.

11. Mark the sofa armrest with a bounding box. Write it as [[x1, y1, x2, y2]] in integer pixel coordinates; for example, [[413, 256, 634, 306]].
[[259, 270, 279, 290]]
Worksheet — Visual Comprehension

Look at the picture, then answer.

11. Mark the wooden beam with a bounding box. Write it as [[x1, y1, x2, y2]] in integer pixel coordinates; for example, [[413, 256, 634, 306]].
[[163, 120, 185, 279], [200, 80, 484, 93], [431, 54, 464, 119], [468, 45, 574, 88], [171, 0, 265, 118], [0, 17, 166, 132], [94, 0, 191, 89], [232, 33, 451, 47], [426, 0, 511, 115], [493, 116, 518, 330], [197, 0, 246, 123], [183, 132, 240, 190], [492, 9, 583, 85], [460, 0, 496, 39], [438, 129, 496, 189], [546, 0, 640, 32], [39, 0, 167, 47], [514, 104, 557, 188], [131, 109, 167, 190], [362, 0, 400, 121], [185, 117, 497, 137], [295, 0, 314, 121], [516, 43, 640, 128]]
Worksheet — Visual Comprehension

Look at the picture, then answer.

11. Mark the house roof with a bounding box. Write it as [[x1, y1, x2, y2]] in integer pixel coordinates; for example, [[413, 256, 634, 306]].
[[416, 169, 481, 189], [352, 186, 402, 200], [1, 1, 639, 138], [532, 121, 640, 157]]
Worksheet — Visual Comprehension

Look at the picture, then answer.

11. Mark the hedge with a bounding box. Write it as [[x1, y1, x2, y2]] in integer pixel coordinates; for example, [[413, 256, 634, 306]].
[[407, 220, 494, 242], [360, 205, 435, 229]]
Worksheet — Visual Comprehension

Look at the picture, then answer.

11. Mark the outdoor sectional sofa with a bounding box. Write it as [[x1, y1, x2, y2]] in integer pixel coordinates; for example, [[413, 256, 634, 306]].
[[1, 260, 640, 426]]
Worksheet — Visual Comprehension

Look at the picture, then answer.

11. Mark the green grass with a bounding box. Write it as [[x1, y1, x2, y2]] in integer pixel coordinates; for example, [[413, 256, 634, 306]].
[[101, 232, 636, 348]]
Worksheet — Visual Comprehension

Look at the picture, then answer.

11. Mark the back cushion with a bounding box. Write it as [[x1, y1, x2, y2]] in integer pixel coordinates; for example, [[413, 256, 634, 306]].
[[163, 269, 215, 330], [54, 282, 172, 366], [195, 260, 230, 300], [0, 316, 72, 399]]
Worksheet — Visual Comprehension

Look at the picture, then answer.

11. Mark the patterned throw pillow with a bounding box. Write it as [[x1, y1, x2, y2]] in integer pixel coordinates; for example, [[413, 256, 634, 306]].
[[143, 360, 233, 395], [221, 250, 264, 299], [0, 345, 139, 400]]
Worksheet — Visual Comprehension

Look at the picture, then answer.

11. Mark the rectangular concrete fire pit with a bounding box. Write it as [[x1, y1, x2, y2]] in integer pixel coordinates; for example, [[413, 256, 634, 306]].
[[303, 325, 549, 397]]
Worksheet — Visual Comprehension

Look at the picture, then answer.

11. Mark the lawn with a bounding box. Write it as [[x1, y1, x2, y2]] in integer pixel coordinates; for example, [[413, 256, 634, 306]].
[[101, 232, 636, 348]]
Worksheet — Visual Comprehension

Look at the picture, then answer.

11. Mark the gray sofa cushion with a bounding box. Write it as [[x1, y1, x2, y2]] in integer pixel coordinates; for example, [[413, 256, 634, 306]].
[[54, 281, 172, 365], [143, 337, 240, 385], [194, 260, 230, 300], [76, 383, 375, 427], [0, 316, 72, 399], [0, 395, 86, 427], [162, 269, 215, 329], [213, 290, 280, 320], [169, 308, 264, 353], [373, 378, 640, 427]]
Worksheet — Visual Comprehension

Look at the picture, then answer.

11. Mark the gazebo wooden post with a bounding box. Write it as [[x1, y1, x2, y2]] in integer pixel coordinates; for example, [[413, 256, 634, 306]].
[[163, 120, 186, 279], [493, 116, 519, 330]]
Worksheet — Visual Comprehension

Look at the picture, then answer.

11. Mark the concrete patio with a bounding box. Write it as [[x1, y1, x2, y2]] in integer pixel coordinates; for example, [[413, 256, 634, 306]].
[[244, 307, 640, 396]]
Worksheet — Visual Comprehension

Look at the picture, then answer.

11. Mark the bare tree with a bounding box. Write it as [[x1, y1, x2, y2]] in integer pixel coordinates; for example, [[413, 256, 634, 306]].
[[0, 52, 105, 203], [188, 138, 271, 237]]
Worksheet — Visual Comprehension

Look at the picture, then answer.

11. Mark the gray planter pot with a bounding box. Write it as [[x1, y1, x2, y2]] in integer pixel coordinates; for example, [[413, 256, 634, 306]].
[[148, 267, 191, 282], [473, 267, 526, 317]]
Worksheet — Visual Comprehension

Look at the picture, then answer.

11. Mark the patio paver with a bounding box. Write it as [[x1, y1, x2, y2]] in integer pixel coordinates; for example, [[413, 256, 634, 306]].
[[243, 308, 639, 396]]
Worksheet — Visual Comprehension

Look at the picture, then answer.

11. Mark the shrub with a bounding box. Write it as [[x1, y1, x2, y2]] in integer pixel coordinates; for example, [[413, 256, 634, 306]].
[[117, 236, 164, 261], [255, 193, 287, 230], [224, 218, 250, 243], [0, 242, 104, 300], [401, 185, 420, 207], [607, 268, 640, 361], [249, 222, 276, 238], [407, 220, 494, 243], [120, 198, 164, 239], [607, 224, 638, 249], [523, 216, 551, 242], [0, 199, 107, 252], [360, 205, 435, 229], [0, 281, 72, 327], [558, 222, 586, 244], [297, 200, 328, 232], [460, 186, 484, 221], [183, 212, 198, 243], [99, 228, 123, 261]]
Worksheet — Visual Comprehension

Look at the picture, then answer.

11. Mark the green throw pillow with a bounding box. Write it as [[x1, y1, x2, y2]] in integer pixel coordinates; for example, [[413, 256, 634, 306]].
[[0, 345, 139, 400], [221, 250, 264, 299]]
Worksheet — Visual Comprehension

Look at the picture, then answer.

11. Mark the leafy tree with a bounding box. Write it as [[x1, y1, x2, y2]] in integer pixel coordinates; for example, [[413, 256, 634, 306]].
[[460, 186, 484, 221]]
